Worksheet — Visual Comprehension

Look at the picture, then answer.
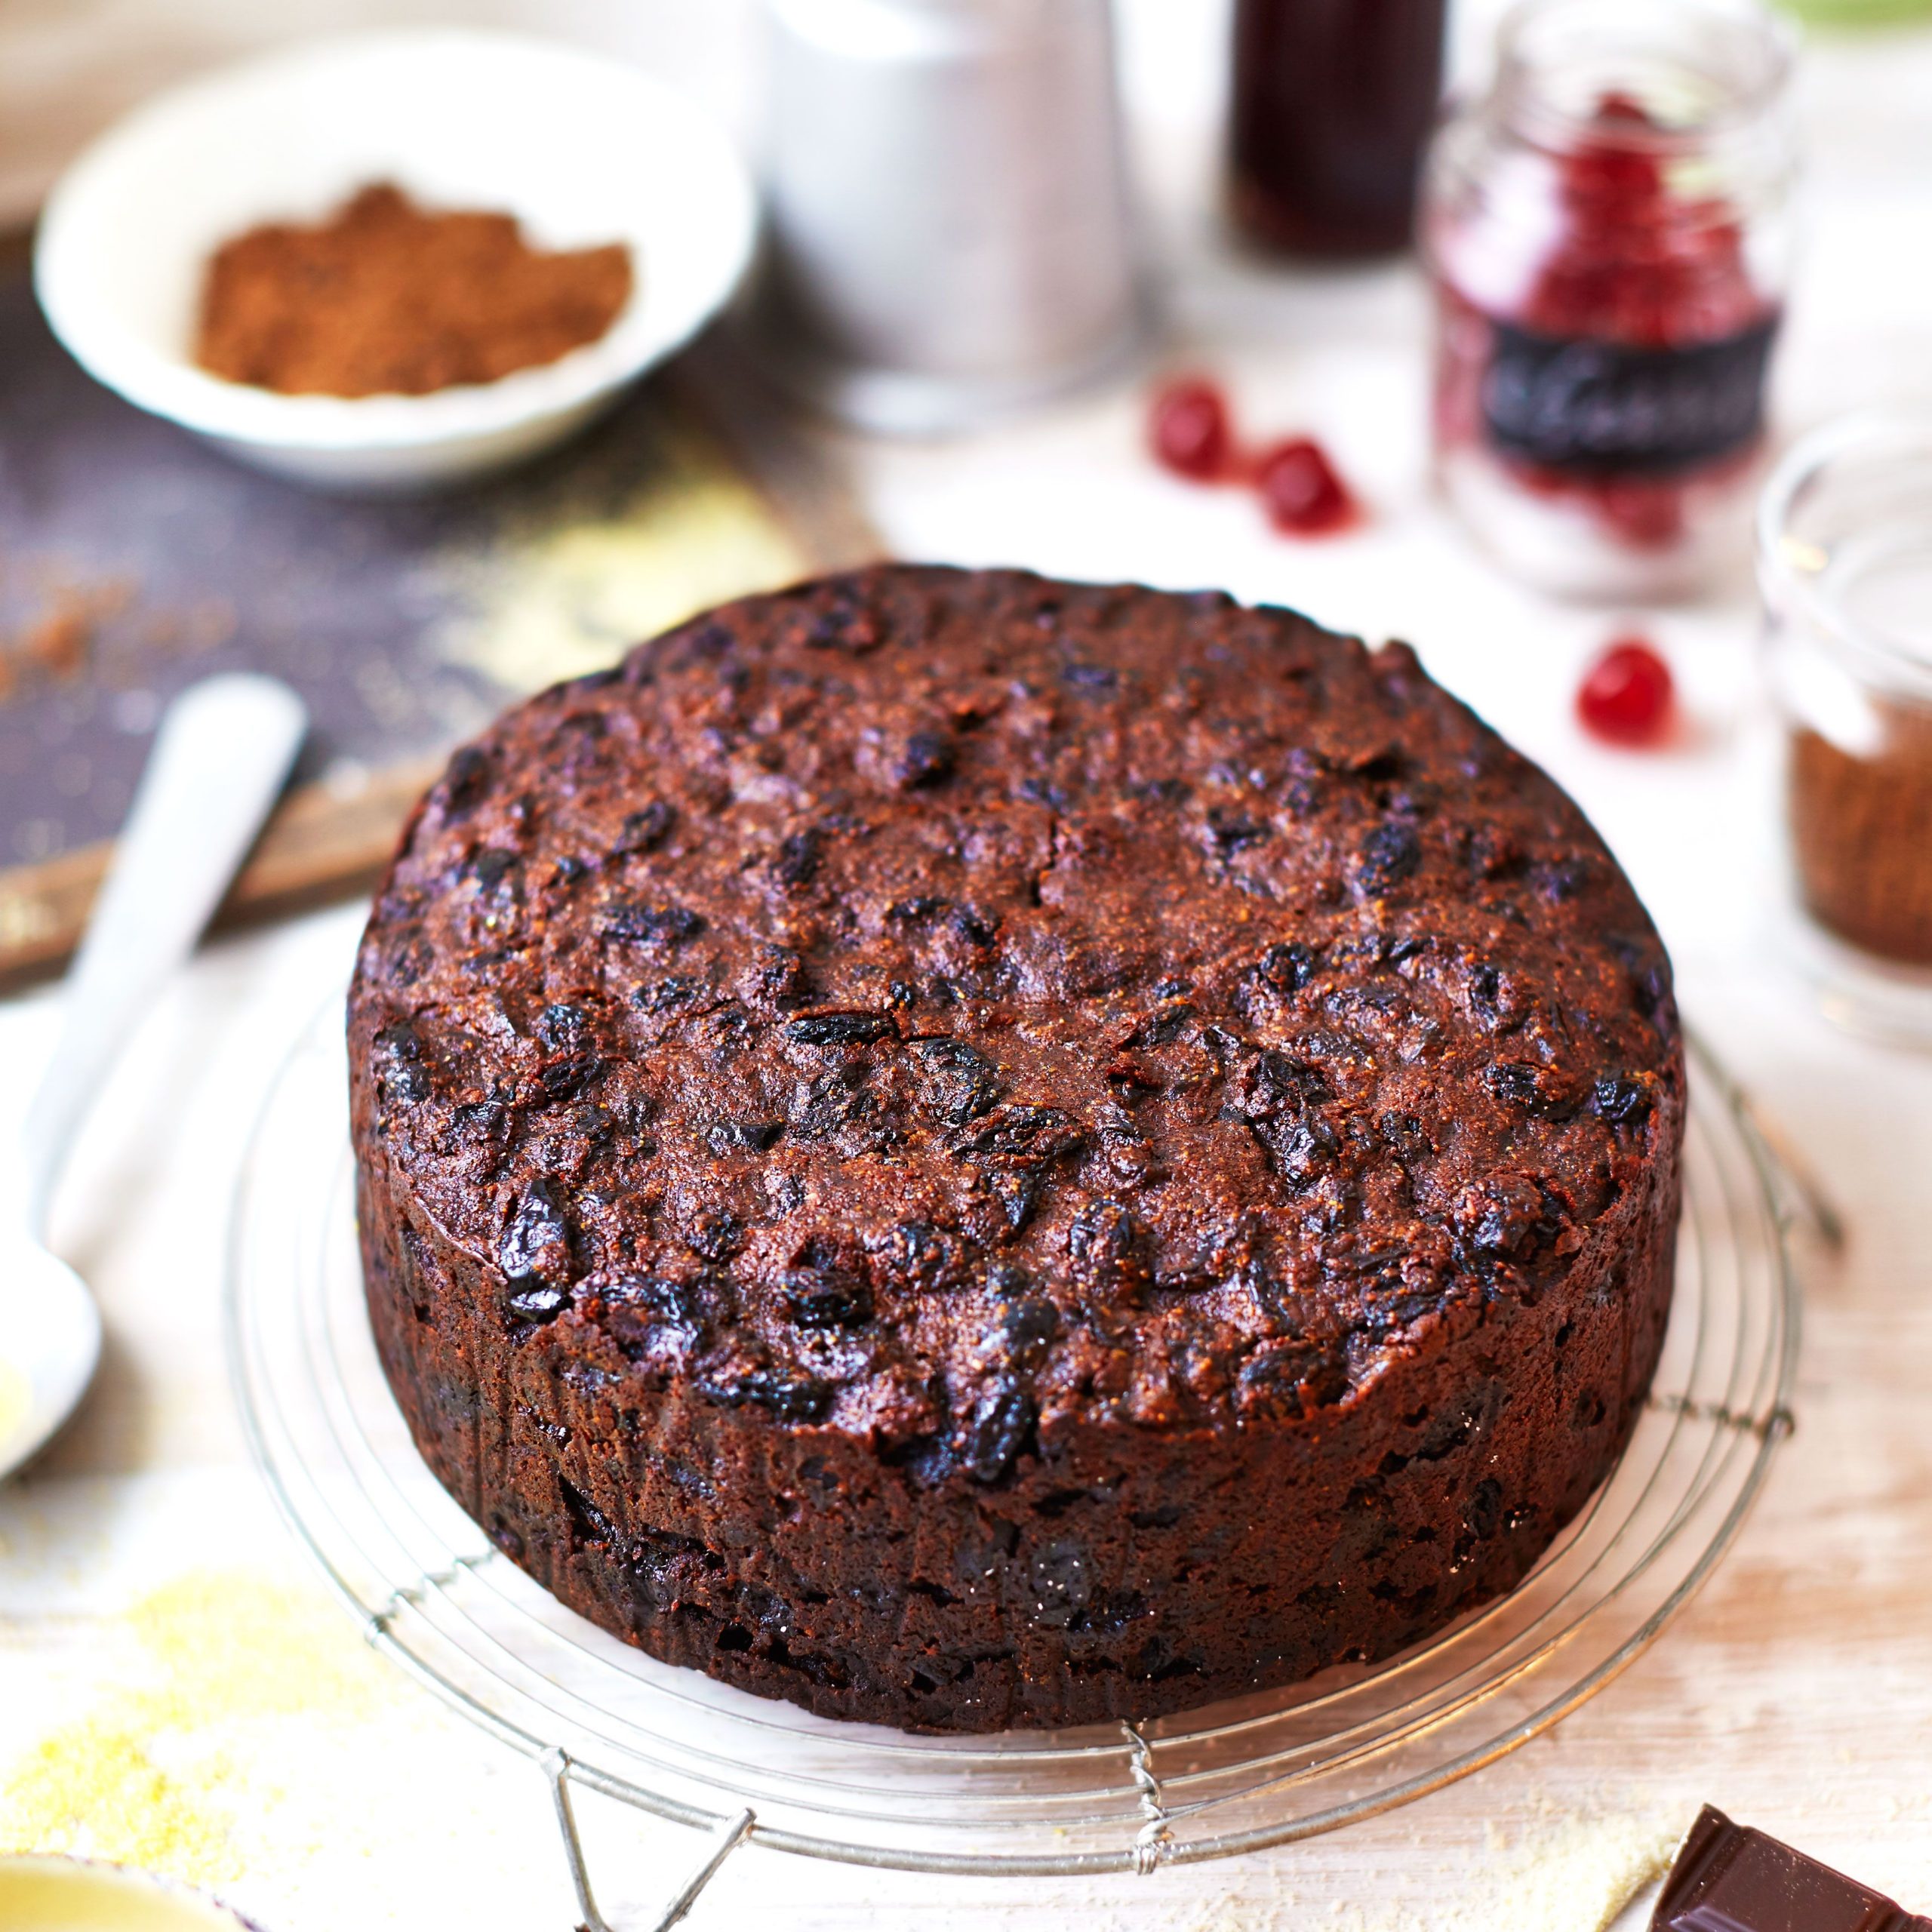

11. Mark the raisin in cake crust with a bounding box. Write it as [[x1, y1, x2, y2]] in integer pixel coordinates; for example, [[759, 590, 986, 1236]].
[[349, 565, 1682, 1734]]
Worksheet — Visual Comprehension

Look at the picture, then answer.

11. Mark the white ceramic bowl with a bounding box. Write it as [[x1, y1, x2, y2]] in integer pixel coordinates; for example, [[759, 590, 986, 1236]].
[[0, 1856, 258, 1930], [34, 30, 757, 491]]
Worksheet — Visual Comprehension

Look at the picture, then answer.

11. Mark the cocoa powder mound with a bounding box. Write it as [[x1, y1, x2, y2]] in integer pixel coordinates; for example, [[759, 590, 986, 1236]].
[[195, 183, 634, 398]]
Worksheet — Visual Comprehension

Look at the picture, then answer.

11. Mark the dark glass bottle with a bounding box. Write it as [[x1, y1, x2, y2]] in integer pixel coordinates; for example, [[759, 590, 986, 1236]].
[[1229, 0, 1448, 260]]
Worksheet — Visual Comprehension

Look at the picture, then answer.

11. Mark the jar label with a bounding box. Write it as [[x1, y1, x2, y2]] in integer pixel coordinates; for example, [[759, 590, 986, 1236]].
[[1480, 316, 1779, 476]]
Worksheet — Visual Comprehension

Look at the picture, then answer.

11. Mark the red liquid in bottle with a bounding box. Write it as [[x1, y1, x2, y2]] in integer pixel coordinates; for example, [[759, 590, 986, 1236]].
[[1229, 0, 1448, 260]]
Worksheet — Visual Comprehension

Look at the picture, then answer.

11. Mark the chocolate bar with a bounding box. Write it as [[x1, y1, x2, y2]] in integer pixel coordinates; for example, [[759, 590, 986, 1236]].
[[1654, 1805, 1932, 1932]]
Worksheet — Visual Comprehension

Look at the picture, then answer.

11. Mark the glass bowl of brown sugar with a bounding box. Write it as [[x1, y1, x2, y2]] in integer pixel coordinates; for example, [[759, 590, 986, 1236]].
[[32, 30, 755, 491], [1759, 411, 1932, 1044]]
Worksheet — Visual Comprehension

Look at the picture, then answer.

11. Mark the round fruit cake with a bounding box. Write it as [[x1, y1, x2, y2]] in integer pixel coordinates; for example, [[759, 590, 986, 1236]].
[[349, 565, 1682, 1733]]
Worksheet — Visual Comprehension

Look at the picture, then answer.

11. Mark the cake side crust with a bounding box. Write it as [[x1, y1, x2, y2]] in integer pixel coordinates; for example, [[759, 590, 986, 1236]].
[[355, 1127, 1677, 1730]]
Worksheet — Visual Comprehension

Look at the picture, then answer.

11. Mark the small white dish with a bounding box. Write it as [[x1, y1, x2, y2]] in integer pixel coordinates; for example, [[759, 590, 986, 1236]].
[[0, 1856, 258, 1930], [34, 30, 757, 491]]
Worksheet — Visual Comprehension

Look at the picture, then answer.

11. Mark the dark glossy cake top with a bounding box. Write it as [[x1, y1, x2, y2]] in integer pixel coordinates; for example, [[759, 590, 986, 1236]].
[[350, 565, 1678, 1461]]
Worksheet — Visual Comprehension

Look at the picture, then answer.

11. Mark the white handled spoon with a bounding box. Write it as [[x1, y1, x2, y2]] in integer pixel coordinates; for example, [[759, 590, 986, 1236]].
[[0, 673, 306, 1481]]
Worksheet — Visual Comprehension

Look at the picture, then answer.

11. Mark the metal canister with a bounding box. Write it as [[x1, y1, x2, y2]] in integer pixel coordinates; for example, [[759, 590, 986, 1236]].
[[744, 0, 1148, 434]]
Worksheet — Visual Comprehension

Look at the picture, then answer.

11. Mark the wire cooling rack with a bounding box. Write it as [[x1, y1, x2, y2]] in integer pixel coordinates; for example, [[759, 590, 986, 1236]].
[[227, 1006, 1807, 1930]]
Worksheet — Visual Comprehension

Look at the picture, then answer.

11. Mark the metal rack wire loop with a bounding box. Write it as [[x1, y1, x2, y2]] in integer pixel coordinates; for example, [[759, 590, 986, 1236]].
[[543, 1747, 753, 1932], [226, 1010, 1804, 1927]]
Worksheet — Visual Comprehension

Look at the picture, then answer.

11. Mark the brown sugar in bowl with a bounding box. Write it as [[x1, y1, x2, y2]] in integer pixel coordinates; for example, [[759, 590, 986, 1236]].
[[34, 32, 754, 488], [195, 183, 635, 399]]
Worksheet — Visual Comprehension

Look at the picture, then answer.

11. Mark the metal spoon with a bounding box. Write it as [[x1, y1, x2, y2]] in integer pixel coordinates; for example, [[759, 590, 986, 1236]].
[[0, 673, 306, 1481]]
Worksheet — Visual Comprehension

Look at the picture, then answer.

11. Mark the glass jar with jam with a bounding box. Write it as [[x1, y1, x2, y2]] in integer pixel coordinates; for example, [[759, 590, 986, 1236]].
[[1760, 414, 1932, 1043], [1423, 0, 1797, 601], [1229, 0, 1449, 260]]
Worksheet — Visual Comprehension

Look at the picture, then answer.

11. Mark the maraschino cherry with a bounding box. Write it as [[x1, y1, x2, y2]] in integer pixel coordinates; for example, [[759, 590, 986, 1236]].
[[1146, 377, 1361, 537], [1253, 436, 1358, 536], [1577, 636, 1674, 746], [1148, 377, 1235, 481]]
